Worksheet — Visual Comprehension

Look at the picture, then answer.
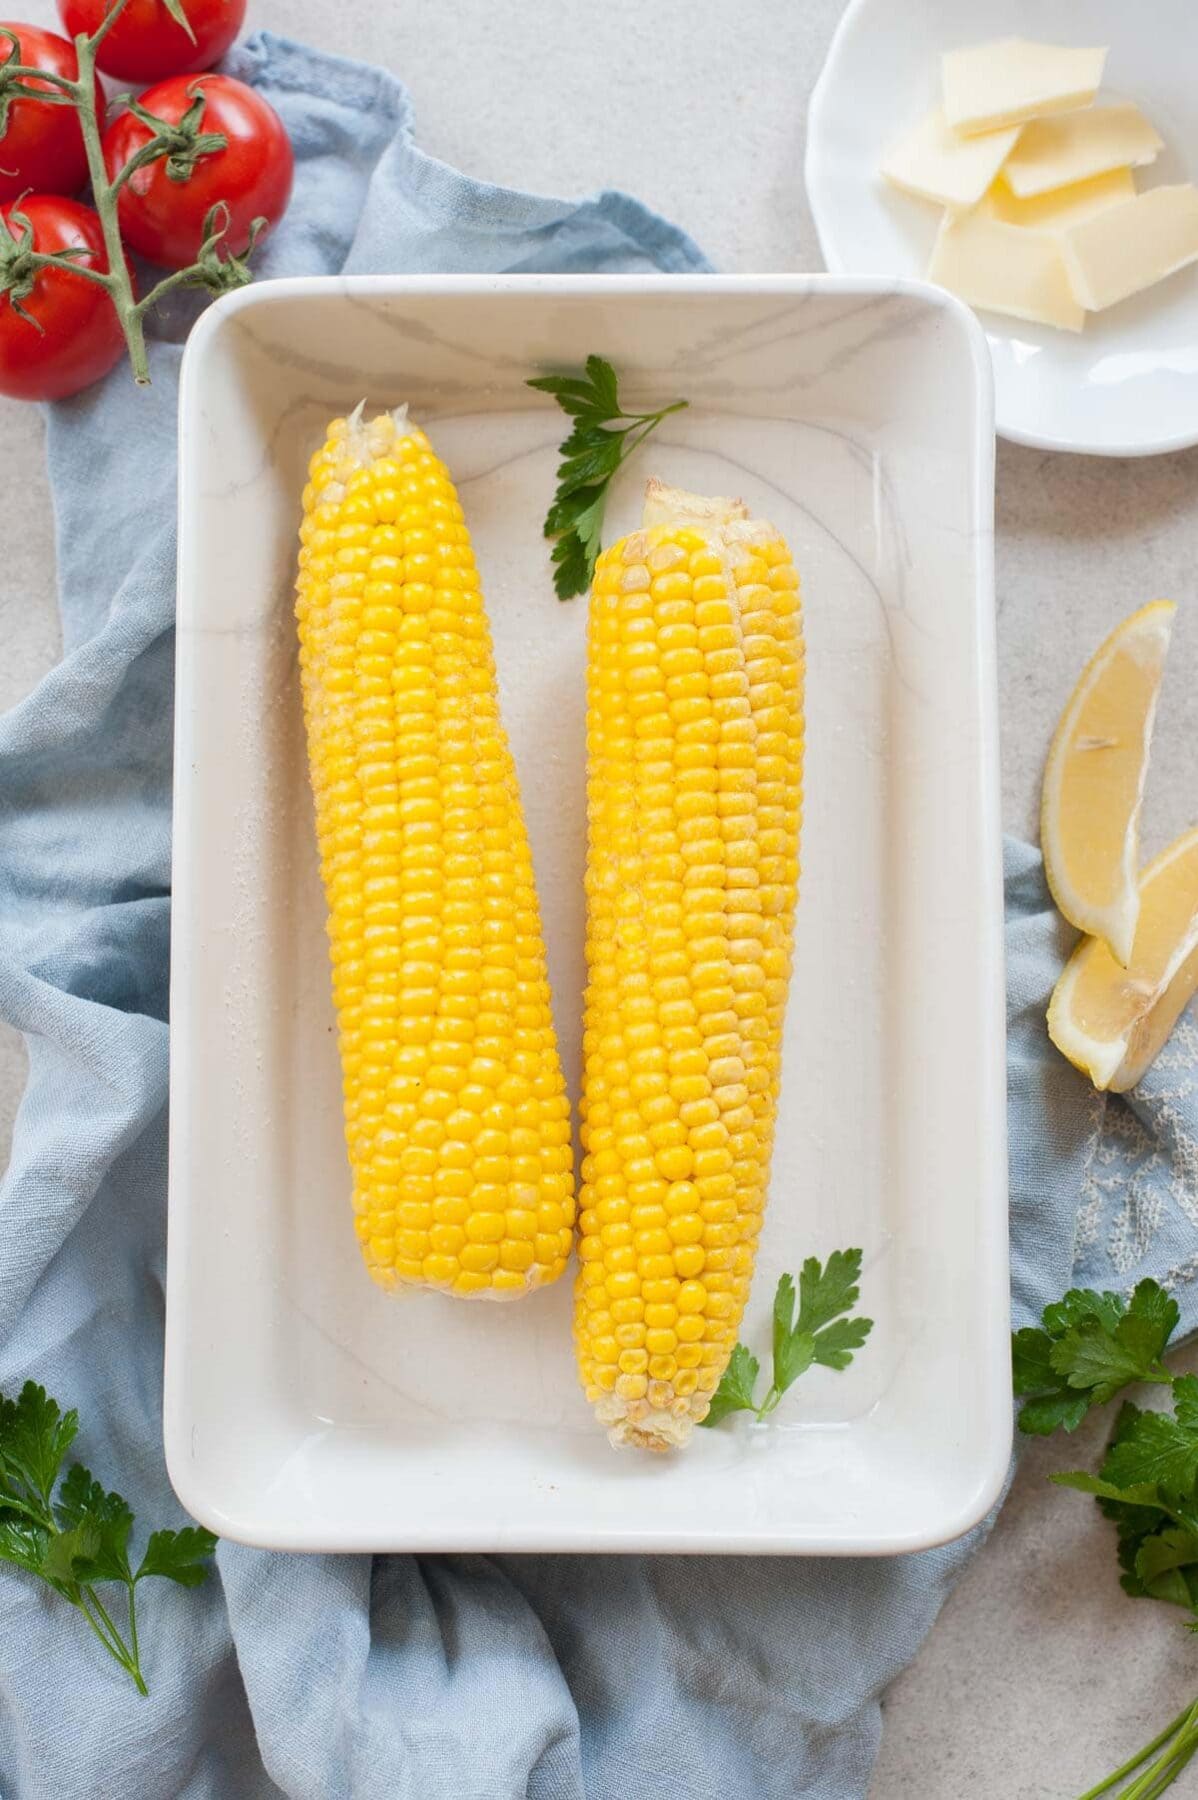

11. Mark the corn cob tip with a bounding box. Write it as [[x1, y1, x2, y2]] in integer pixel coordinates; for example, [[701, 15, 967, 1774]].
[[307, 406, 420, 512], [595, 1396, 696, 1452], [642, 477, 748, 531], [641, 479, 783, 557], [343, 400, 415, 466]]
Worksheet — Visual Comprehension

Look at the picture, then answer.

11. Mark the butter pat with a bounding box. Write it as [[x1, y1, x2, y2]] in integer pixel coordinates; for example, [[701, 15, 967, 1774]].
[[982, 166, 1135, 230], [881, 108, 1022, 210], [942, 38, 1107, 136], [929, 208, 1085, 331], [1004, 104, 1163, 197], [1060, 183, 1198, 310]]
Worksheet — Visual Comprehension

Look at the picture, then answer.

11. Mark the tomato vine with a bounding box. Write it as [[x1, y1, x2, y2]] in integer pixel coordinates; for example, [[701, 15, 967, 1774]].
[[0, 0, 263, 385]]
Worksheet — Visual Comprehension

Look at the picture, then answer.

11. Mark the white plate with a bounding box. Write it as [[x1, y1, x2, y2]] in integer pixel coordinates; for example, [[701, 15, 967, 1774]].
[[168, 274, 1009, 1555], [806, 0, 1198, 456]]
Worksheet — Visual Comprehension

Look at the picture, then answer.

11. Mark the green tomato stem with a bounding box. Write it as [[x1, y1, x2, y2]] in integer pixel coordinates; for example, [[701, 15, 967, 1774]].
[[86, 0, 139, 55], [134, 260, 205, 319], [107, 133, 179, 199], [3, 81, 78, 106], [27, 250, 115, 294], [67, 19, 152, 385], [0, 63, 79, 95]]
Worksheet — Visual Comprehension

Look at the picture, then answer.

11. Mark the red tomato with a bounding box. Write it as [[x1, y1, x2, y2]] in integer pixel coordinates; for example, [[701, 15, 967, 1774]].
[[56, 0, 244, 83], [0, 195, 126, 400], [0, 22, 104, 202], [102, 74, 292, 270]]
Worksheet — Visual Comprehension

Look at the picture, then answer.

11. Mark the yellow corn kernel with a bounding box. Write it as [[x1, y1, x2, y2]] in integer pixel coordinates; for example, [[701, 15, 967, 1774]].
[[574, 480, 803, 1448], [295, 406, 575, 1299]]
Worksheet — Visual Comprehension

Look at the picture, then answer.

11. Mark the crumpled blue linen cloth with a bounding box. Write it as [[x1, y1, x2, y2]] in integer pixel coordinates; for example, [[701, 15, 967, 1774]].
[[3, 28, 1198, 1800]]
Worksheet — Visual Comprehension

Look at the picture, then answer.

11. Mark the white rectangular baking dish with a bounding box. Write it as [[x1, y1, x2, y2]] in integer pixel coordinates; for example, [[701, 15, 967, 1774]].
[[168, 273, 1009, 1554]]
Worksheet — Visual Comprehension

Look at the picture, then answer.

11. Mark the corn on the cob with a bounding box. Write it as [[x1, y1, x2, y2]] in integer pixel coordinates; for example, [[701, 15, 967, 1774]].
[[575, 481, 803, 1447], [294, 406, 574, 1298]]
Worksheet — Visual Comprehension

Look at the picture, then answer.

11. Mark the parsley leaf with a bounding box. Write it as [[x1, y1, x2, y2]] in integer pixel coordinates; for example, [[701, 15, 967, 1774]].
[[527, 355, 688, 599], [1014, 1279, 1178, 1434], [1042, 1288, 1127, 1336], [1049, 1469, 1164, 1509], [1102, 1406, 1198, 1499], [556, 429, 623, 496], [136, 1527, 219, 1587], [702, 1252, 874, 1428], [1011, 1324, 1058, 1393], [549, 530, 592, 603], [810, 1315, 874, 1371], [1125, 1280, 1182, 1351], [55, 1464, 134, 1584], [796, 1249, 866, 1335], [580, 353, 618, 415], [41, 1521, 102, 1589], [702, 1344, 762, 1427], [0, 1382, 217, 1695], [1173, 1375, 1198, 1432], [763, 1252, 873, 1411], [1050, 1320, 1163, 1405], [0, 1514, 50, 1579], [1011, 1327, 1090, 1433], [771, 1271, 813, 1391], [0, 1383, 78, 1506], [545, 480, 604, 540], [1135, 1527, 1198, 1599], [1016, 1391, 1093, 1436]]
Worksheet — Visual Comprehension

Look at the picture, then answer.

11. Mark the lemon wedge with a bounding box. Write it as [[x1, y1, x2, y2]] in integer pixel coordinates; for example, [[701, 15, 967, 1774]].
[[1041, 600, 1176, 966], [1048, 825, 1198, 1092]]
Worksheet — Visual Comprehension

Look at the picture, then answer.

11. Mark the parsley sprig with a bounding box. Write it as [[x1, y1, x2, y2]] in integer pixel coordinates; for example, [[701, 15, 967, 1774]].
[[0, 1381, 217, 1695], [527, 355, 688, 600], [1016, 1279, 1198, 1798], [702, 1250, 874, 1428]]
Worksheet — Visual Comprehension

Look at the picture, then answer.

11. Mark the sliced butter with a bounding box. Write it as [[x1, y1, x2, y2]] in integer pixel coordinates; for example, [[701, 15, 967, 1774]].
[[881, 108, 1022, 210], [1060, 183, 1198, 311], [941, 38, 1107, 137], [929, 208, 1085, 331], [1004, 104, 1163, 198], [982, 166, 1136, 230]]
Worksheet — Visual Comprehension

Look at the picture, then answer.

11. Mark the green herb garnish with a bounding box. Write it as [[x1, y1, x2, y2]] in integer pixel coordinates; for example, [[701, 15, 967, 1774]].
[[526, 354, 688, 600], [0, 1381, 217, 1694], [702, 1249, 874, 1427], [1016, 1278, 1198, 1797], [1013, 1279, 1178, 1436]]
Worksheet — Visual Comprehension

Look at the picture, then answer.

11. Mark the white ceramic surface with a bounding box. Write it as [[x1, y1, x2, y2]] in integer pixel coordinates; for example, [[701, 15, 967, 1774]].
[[806, 0, 1198, 456], [168, 273, 1009, 1554]]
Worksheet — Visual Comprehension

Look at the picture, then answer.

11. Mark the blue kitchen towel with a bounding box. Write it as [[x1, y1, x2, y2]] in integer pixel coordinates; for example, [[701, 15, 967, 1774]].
[[2, 29, 1198, 1800]]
